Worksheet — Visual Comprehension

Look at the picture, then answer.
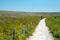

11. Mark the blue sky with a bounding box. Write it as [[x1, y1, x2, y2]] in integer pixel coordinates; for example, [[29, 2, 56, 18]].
[[0, 0, 60, 12]]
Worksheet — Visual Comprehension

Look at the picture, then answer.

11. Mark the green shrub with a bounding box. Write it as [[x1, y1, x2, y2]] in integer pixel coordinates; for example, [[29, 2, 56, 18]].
[[0, 16, 40, 40], [46, 16, 60, 40]]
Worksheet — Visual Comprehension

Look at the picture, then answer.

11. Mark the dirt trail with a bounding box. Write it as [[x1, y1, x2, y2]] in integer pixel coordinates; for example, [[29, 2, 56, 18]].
[[27, 18, 54, 40]]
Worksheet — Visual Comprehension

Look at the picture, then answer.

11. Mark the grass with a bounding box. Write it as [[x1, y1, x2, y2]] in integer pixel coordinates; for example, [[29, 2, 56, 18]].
[[46, 16, 60, 40], [0, 16, 40, 40]]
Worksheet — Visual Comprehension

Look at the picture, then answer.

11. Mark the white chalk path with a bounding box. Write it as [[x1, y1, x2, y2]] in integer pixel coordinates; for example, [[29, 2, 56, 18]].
[[27, 18, 54, 40]]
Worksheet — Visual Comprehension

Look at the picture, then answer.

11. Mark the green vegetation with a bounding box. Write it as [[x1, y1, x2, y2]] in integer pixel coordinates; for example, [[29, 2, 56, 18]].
[[0, 16, 40, 40], [46, 16, 60, 40], [0, 11, 60, 40]]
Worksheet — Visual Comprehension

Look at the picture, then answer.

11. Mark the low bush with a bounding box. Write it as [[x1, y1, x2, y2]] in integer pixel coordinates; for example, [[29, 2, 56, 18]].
[[46, 16, 60, 40], [0, 16, 40, 40]]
